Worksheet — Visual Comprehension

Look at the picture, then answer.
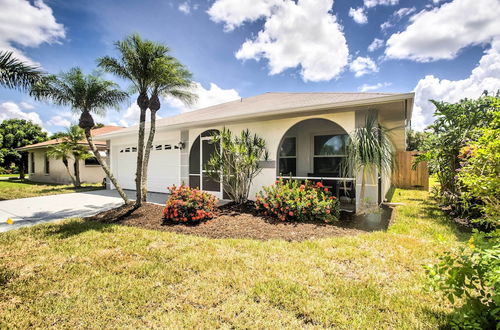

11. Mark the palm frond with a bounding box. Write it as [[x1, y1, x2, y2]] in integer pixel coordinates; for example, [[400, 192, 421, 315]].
[[0, 51, 43, 91]]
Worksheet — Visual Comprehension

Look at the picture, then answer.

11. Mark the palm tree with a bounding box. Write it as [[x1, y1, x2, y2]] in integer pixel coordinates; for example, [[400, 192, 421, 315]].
[[0, 51, 43, 91], [344, 111, 394, 210], [34, 68, 130, 203], [62, 125, 92, 188], [98, 34, 196, 206], [47, 143, 78, 187]]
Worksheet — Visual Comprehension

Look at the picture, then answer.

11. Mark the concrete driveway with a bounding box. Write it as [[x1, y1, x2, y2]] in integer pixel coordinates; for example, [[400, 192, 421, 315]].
[[0, 190, 168, 233]]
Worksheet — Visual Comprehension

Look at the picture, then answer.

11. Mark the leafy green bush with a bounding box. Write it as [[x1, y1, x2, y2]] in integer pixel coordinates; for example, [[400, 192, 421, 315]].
[[457, 111, 500, 229], [163, 185, 218, 223], [255, 179, 340, 222], [425, 230, 500, 329]]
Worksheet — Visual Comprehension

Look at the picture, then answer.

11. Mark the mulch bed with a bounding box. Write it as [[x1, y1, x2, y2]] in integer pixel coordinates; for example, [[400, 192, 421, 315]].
[[85, 202, 365, 241]]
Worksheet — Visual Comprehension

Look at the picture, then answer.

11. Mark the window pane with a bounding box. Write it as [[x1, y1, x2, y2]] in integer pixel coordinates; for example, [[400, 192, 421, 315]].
[[313, 157, 343, 176], [278, 158, 296, 176], [189, 137, 200, 174], [279, 137, 296, 156], [85, 157, 100, 166], [189, 175, 200, 189], [202, 175, 220, 192], [314, 135, 348, 155]]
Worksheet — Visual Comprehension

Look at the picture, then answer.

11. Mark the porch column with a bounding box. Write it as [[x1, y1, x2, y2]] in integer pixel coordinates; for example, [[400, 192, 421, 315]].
[[355, 110, 379, 211], [180, 130, 189, 186]]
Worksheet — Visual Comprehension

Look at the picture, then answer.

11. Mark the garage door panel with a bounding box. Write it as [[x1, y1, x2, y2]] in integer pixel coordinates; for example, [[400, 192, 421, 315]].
[[113, 141, 179, 193]]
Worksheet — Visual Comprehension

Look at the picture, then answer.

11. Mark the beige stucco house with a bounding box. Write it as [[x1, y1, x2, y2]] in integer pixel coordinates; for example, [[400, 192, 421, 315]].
[[96, 92, 414, 212], [18, 126, 123, 185]]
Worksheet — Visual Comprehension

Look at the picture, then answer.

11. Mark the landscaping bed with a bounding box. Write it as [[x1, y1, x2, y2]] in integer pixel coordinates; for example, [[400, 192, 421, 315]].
[[86, 201, 365, 241]]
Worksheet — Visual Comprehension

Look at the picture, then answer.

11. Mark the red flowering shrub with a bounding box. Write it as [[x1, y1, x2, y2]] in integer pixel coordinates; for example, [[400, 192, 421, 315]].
[[255, 179, 340, 222], [163, 185, 218, 223]]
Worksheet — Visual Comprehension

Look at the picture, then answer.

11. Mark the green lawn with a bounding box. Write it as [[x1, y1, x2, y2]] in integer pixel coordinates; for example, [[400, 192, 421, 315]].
[[0, 179, 102, 200], [0, 173, 19, 178], [0, 188, 469, 328]]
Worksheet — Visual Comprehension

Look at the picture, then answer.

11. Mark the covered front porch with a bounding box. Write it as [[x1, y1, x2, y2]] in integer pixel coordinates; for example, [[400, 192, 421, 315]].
[[276, 118, 356, 211]]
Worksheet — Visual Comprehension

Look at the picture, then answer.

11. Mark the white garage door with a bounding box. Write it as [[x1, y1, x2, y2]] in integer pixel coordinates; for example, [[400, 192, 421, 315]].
[[113, 141, 180, 193]]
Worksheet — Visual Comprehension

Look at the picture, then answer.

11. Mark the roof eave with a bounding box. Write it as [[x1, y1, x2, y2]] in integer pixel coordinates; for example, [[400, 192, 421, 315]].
[[96, 93, 415, 139]]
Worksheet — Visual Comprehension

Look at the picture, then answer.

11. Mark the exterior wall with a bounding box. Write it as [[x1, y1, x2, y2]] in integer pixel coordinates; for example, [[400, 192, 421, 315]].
[[188, 111, 355, 200], [28, 148, 106, 184]]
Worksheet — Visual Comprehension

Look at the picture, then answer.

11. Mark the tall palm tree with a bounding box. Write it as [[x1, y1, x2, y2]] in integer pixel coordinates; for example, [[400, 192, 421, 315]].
[[47, 143, 78, 187], [98, 34, 196, 206], [0, 51, 43, 91], [34, 68, 130, 203], [344, 111, 394, 210]]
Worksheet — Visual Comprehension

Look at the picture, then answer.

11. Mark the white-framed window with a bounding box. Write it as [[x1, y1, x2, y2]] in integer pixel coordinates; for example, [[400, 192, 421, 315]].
[[278, 136, 296, 176], [312, 134, 349, 176]]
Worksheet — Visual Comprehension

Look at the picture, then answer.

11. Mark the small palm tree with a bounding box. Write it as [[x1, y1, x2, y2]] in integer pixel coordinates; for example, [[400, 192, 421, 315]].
[[47, 143, 78, 187], [98, 34, 196, 206], [0, 51, 43, 91], [344, 111, 394, 210], [62, 125, 92, 187], [34, 68, 130, 203]]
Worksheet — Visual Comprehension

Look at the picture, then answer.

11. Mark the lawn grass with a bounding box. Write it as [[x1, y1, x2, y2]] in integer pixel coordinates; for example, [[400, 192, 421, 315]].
[[0, 179, 102, 200], [0, 188, 469, 328]]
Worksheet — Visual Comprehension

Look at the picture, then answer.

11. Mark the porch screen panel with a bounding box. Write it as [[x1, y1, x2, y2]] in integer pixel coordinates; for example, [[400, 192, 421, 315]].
[[313, 135, 348, 176], [278, 137, 296, 176]]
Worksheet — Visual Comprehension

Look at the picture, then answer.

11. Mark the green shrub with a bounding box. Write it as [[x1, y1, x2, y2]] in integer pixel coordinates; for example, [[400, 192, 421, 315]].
[[425, 230, 500, 329], [163, 185, 218, 223], [255, 179, 340, 222]]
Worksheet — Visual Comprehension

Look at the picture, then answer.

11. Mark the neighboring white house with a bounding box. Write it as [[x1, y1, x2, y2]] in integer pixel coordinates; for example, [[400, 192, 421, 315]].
[[18, 126, 123, 185], [96, 92, 414, 211]]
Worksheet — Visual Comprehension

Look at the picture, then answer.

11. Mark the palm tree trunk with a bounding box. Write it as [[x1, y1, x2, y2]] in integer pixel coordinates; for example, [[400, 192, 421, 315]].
[[73, 155, 81, 188], [84, 128, 129, 204], [62, 157, 77, 187], [141, 109, 158, 203], [360, 168, 366, 210], [135, 107, 146, 207]]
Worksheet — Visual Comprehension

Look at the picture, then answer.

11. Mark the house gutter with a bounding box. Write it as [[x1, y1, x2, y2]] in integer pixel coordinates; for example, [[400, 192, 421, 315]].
[[96, 93, 415, 140]]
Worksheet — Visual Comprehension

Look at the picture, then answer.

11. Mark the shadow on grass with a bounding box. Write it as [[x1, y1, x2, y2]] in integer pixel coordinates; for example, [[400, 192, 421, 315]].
[[419, 198, 471, 242], [44, 218, 115, 239]]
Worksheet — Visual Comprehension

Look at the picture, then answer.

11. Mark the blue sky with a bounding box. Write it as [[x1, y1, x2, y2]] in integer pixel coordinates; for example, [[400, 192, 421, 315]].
[[0, 0, 499, 133]]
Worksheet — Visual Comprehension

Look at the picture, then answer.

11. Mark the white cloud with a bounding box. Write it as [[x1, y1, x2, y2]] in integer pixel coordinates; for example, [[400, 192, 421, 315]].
[[19, 102, 35, 110], [380, 21, 392, 30], [349, 56, 378, 77], [380, 6, 415, 32], [0, 0, 65, 64], [368, 38, 384, 52], [47, 115, 71, 127], [0, 101, 43, 126], [394, 7, 416, 18], [412, 39, 500, 130], [165, 82, 240, 112], [209, 0, 349, 82], [359, 82, 391, 92], [385, 0, 500, 62], [349, 7, 367, 24], [178, 2, 191, 14], [364, 0, 398, 8]]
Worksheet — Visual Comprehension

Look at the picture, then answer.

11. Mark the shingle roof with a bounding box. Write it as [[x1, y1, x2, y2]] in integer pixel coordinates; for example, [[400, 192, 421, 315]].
[[18, 126, 123, 151], [96, 92, 414, 138]]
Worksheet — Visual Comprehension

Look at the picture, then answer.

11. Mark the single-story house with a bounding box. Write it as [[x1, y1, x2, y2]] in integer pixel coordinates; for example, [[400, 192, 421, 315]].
[[96, 92, 414, 211], [18, 126, 123, 185]]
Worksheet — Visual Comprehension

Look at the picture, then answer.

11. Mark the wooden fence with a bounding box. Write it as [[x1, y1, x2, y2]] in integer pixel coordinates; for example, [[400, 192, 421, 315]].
[[392, 151, 429, 190]]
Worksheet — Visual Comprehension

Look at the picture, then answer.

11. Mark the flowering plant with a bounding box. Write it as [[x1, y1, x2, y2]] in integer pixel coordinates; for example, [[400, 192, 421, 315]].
[[255, 179, 340, 222], [163, 185, 218, 223]]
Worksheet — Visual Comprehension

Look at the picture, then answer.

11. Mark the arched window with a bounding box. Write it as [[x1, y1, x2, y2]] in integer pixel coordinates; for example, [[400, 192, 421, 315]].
[[189, 129, 221, 194]]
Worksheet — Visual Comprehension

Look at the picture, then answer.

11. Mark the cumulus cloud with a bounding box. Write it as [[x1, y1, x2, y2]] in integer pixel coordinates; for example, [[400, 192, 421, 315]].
[[364, 0, 398, 8], [379, 6, 415, 32], [349, 7, 367, 24], [349, 56, 378, 77], [178, 2, 191, 14], [47, 115, 71, 127], [358, 82, 391, 92], [368, 38, 384, 52], [164, 82, 240, 112], [0, 0, 65, 63], [209, 0, 349, 82], [385, 0, 500, 62], [412, 40, 500, 130], [0, 101, 43, 126]]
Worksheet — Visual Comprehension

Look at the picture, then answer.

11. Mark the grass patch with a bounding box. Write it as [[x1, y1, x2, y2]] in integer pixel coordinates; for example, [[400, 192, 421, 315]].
[[0, 179, 102, 200], [0, 188, 469, 328]]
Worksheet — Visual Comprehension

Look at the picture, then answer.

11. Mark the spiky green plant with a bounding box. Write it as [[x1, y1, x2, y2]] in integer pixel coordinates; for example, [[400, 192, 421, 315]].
[[0, 51, 43, 92]]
